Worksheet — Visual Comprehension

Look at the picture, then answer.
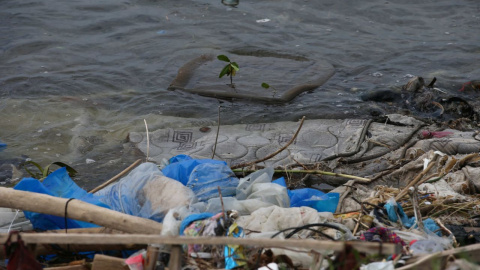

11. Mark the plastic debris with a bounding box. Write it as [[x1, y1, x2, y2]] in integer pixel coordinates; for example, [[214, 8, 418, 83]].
[[224, 222, 246, 269], [360, 261, 394, 270], [8, 145, 480, 269], [14, 167, 109, 230], [0, 140, 6, 151], [410, 239, 445, 255], [125, 249, 146, 270]]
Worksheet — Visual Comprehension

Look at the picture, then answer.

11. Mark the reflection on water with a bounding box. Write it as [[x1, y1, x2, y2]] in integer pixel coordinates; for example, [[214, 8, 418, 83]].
[[0, 0, 479, 187]]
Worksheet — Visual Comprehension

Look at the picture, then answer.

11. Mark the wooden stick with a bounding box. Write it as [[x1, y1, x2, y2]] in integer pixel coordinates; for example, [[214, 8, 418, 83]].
[[352, 212, 363, 236], [45, 265, 89, 270], [435, 218, 458, 248], [46, 227, 123, 234], [218, 186, 226, 218], [0, 233, 402, 255], [145, 245, 160, 270], [0, 188, 162, 234], [145, 119, 150, 162], [168, 245, 182, 270], [88, 159, 142, 193], [212, 105, 221, 159], [91, 254, 129, 270], [336, 180, 355, 213], [399, 242, 480, 269], [232, 169, 370, 182], [395, 252, 441, 270], [408, 187, 424, 231], [310, 252, 323, 270], [395, 161, 436, 200], [231, 116, 306, 169]]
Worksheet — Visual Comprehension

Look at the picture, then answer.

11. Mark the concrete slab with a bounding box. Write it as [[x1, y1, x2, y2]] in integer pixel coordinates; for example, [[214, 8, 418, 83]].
[[168, 53, 335, 103]]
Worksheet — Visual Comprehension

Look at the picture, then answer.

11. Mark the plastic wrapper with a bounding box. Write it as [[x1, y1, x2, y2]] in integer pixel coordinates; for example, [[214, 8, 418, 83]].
[[205, 197, 275, 216], [235, 167, 290, 208], [360, 261, 394, 270], [410, 239, 444, 255], [248, 182, 290, 207], [224, 222, 247, 269], [125, 249, 146, 270], [236, 167, 274, 200]]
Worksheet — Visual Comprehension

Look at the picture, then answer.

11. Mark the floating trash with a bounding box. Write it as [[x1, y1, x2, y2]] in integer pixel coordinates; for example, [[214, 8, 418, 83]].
[[256, 18, 270, 23]]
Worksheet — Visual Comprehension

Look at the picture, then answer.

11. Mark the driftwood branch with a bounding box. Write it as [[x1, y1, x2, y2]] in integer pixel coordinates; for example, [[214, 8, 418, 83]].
[[231, 116, 306, 169]]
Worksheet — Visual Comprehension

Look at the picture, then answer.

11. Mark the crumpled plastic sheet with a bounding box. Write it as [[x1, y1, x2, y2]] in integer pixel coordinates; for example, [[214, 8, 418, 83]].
[[96, 162, 195, 222], [14, 167, 109, 230]]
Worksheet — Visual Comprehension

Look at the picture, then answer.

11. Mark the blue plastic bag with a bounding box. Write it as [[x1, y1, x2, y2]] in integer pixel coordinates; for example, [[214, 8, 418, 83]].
[[289, 188, 339, 213], [384, 199, 441, 235], [384, 199, 409, 224], [272, 178, 339, 213], [14, 167, 110, 230], [0, 140, 6, 151], [187, 163, 239, 202], [162, 156, 227, 185], [168, 154, 192, 164]]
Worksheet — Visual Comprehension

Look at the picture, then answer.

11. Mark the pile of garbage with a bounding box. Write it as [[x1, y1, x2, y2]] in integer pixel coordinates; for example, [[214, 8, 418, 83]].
[[4, 148, 480, 269]]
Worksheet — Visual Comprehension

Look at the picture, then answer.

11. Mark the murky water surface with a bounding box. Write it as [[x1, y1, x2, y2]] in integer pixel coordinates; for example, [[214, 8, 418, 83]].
[[1, 0, 479, 188]]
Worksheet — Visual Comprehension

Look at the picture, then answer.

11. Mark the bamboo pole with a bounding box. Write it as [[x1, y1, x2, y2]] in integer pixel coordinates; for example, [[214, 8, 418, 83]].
[[0, 188, 162, 234], [0, 233, 402, 255]]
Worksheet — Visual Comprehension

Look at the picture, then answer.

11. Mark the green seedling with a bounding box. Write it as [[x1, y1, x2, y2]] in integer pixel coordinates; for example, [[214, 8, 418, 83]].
[[217, 55, 239, 88], [22, 160, 77, 181], [261, 82, 277, 98]]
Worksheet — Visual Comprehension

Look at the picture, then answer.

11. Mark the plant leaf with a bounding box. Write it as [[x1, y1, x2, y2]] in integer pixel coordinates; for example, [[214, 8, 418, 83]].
[[230, 62, 239, 70], [217, 55, 230, 62], [52, 162, 78, 177], [261, 82, 270, 89], [219, 65, 230, 78], [22, 161, 44, 179]]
